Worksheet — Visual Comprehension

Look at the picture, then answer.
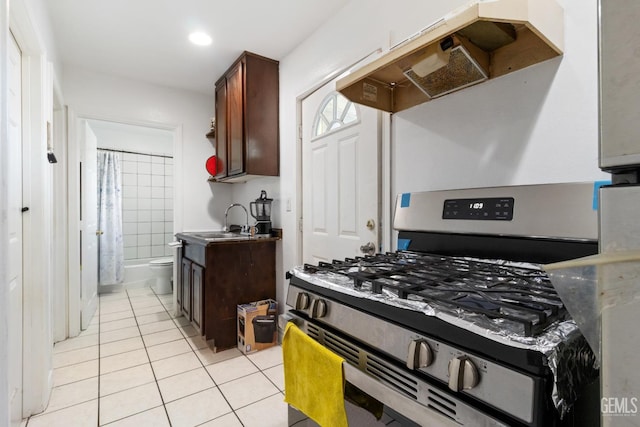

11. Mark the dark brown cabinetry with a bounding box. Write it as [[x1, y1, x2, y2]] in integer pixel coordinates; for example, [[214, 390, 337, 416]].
[[176, 235, 277, 351], [214, 51, 279, 182], [180, 258, 192, 320], [179, 251, 203, 335], [191, 263, 204, 333]]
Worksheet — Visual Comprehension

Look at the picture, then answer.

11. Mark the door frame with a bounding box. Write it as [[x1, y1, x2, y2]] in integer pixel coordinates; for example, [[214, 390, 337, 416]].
[[9, 0, 56, 417], [52, 90, 68, 344], [295, 52, 393, 265], [0, 0, 10, 422], [66, 112, 184, 335]]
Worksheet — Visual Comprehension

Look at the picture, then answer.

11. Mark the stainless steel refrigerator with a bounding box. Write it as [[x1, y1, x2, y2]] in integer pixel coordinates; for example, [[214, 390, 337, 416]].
[[599, 1, 640, 425]]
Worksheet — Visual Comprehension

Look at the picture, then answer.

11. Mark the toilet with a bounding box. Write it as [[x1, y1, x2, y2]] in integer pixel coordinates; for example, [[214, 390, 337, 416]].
[[149, 257, 173, 294]]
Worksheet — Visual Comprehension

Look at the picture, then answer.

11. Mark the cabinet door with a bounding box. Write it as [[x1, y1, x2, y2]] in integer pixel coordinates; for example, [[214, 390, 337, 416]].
[[176, 247, 183, 312], [191, 263, 204, 336], [180, 258, 192, 320], [214, 80, 228, 179], [243, 53, 279, 177], [227, 61, 245, 176]]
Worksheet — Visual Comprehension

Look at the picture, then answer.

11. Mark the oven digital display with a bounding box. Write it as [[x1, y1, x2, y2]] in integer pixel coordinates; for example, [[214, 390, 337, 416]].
[[443, 197, 514, 220]]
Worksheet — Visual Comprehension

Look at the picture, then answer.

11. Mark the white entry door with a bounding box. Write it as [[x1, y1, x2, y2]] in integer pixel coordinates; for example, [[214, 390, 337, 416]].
[[7, 32, 23, 427], [80, 121, 98, 329], [301, 78, 380, 264]]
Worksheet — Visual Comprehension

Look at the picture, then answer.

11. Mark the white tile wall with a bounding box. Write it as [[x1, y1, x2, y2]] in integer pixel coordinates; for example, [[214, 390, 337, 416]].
[[152, 211, 164, 222], [117, 152, 174, 261], [139, 163, 151, 174]]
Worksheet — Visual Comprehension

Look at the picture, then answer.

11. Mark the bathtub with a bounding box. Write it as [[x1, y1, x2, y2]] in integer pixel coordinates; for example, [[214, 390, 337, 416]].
[[125, 257, 160, 287], [99, 257, 174, 293]]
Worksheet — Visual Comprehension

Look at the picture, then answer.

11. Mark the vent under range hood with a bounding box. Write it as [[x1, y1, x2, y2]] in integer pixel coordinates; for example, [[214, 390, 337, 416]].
[[336, 0, 564, 113]]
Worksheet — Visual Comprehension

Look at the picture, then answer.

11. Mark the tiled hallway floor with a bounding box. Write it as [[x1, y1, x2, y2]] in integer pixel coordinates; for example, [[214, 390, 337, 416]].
[[25, 287, 287, 427]]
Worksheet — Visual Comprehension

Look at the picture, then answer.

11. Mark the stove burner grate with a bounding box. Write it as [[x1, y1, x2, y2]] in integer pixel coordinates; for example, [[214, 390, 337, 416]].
[[303, 251, 565, 336]]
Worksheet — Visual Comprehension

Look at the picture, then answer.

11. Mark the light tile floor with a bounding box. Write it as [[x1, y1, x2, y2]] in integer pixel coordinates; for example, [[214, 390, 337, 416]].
[[25, 287, 288, 427]]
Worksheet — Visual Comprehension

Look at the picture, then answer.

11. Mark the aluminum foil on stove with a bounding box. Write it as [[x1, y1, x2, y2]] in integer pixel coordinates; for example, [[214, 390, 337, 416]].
[[289, 257, 599, 418]]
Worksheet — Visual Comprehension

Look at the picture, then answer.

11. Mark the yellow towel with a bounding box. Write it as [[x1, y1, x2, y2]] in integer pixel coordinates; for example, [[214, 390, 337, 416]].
[[283, 322, 348, 427]]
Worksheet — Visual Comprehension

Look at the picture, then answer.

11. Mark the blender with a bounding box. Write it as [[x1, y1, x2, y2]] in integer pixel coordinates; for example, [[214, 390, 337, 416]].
[[250, 190, 273, 236]]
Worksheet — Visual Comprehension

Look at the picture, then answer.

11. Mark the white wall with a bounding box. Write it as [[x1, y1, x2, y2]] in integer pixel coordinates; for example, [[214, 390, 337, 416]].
[[392, 0, 609, 196], [276, 0, 608, 307], [21, 0, 57, 53], [62, 66, 232, 232], [226, 178, 280, 227], [89, 120, 174, 156]]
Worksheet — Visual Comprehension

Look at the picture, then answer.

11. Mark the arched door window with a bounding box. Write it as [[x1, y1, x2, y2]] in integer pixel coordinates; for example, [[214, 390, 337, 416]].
[[312, 91, 359, 138]]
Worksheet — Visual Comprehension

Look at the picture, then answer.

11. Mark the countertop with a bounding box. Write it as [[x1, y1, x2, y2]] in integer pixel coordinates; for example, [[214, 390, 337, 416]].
[[176, 230, 281, 246]]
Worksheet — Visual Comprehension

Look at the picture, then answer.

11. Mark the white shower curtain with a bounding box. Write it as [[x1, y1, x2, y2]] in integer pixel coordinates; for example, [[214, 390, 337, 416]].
[[98, 152, 124, 285]]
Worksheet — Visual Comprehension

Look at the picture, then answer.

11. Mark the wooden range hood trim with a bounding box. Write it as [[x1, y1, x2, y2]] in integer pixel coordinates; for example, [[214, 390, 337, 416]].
[[336, 0, 564, 113]]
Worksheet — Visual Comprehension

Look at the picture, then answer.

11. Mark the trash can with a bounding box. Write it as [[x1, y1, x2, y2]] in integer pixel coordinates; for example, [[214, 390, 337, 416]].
[[252, 315, 276, 343]]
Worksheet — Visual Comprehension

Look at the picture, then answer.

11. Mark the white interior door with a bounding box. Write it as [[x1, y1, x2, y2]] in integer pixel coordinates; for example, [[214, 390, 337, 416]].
[[80, 121, 98, 329], [7, 32, 23, 427], [302, 78, 380, 264]]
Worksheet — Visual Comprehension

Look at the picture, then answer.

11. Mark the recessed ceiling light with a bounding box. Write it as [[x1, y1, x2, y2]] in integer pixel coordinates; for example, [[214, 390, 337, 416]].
[[189, 32, 212, 46]]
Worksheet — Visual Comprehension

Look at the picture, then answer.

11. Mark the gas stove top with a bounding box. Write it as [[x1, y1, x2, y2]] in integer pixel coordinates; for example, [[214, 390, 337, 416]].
[[301, 251, 565, 337]]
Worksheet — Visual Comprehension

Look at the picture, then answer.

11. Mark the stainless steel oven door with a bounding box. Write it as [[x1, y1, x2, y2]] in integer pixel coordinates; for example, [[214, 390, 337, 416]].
[[286, 284, 537, 424], [280, 313, 509, 427]]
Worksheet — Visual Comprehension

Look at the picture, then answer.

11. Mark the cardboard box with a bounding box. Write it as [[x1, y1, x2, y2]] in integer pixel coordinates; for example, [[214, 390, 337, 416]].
[[237, 299, 278, 354]]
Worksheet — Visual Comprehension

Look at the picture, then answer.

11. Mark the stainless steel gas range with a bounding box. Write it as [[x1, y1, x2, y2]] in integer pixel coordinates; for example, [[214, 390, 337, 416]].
[[282, 183, 600, 427]]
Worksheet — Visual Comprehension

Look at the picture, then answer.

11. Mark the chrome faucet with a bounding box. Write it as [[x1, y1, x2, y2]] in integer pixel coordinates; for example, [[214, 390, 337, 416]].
[[223, 203, 250, 233]]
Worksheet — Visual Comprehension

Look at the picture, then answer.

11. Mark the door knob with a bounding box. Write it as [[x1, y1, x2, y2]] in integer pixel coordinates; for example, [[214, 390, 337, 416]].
[[360, 241, 376, 255], [366, 219, 375, 230]]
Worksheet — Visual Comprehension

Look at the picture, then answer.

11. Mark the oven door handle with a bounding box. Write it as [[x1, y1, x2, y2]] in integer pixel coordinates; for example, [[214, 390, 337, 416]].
[[278, 313, 301, 331]]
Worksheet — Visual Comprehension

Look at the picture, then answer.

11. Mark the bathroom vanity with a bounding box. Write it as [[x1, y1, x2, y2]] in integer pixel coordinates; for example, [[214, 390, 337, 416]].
[[175, 231, 279, 351]]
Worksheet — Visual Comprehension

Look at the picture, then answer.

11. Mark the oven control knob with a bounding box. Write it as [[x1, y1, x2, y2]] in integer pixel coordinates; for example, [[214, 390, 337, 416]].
[[406, 339, 433, 370], [295, 292, 310, 310], [448, 356, 479, 392], [310, 299, 327, 318]]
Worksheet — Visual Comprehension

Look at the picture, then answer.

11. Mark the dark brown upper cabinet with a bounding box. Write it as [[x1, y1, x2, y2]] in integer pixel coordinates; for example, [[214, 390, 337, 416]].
[[214, 52, 279, 182]]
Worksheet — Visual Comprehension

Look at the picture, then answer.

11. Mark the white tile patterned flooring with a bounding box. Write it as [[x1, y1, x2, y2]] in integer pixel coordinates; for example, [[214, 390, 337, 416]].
[[25, 287, 288, 427]]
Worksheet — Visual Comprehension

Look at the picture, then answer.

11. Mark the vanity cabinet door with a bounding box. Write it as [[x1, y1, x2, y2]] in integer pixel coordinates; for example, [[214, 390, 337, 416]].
[[191, 263, 204, 335], [180, 258, 192, 320], [176, 246, 183, 313]]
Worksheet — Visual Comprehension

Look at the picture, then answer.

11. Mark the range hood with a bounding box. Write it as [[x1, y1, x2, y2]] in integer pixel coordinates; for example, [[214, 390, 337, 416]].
[[336, 0, 564, 113]]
